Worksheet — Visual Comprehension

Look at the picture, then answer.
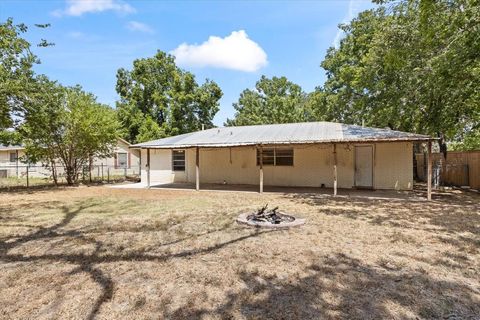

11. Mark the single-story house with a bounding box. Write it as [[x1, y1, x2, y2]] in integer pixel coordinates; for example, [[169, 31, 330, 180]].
[[0, 138, 140, 178], [92, 138, 141, 171], [132, 122, 436, 198], [0, 144, 25, 178]]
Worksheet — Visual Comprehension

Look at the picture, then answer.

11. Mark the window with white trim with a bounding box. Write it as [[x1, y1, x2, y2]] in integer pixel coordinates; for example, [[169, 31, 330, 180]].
[[117, 152, 128, 168], [256, 148, 293, 166], [172, 150, 185, 171], [9, 152, 17, 163]]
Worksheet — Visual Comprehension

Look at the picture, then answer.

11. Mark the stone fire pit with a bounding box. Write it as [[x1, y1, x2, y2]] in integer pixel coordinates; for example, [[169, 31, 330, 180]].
[[236, 205, 305, 229]]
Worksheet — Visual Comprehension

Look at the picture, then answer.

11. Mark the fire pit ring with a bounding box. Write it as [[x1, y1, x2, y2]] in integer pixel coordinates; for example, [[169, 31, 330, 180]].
[[236, 205, 305, 229]]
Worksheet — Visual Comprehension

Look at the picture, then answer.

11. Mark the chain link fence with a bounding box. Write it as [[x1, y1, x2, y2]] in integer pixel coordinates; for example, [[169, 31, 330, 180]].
[[0, 164, 141, 189]]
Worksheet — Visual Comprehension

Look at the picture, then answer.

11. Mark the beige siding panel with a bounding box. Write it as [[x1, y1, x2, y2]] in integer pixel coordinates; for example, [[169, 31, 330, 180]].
[[141, 149, 189, 185], [192, 147, 258, 185], [0, 150, 26, 166], [374, 142, 413, 190], [92, 140, 140, 169], [142, 142, 413, 190], [184, 145, 354, 188]]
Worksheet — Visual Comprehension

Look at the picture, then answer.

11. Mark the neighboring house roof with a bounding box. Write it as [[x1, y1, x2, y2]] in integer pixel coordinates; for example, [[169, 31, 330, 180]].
[[0, 144, 24, 151], [117, 138, 132, 146], [132, 121, 434, 149], [0, 138, 129, 151]]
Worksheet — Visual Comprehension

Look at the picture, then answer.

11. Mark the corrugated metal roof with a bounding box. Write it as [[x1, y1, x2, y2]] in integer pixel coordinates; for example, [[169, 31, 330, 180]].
[[132, 121, 434, 149]]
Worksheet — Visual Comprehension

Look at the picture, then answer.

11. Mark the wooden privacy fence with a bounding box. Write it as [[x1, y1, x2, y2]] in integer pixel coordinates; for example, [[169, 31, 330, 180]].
[[415, 151, 480, 190]]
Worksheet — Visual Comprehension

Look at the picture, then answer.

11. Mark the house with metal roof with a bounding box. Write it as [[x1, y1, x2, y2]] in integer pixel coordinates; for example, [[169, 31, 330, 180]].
[[132, 121, 435, 198]]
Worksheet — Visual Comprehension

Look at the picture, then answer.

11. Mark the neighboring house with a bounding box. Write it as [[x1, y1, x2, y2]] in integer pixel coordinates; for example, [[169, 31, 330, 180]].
[[0, 138, 140, 178], [0, 144, 25, 178], [92, 138, 141, 172], [132, 121, 435, 193]]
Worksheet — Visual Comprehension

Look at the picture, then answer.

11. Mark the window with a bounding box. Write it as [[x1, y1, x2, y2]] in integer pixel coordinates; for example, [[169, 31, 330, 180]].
[[117, 152, 128, 168], [256, 148, 274, 166], [172, 150, 185, 171], [9, 152, 17, 163], [256, 148, 293, 166], [275, 148, 294, 166]]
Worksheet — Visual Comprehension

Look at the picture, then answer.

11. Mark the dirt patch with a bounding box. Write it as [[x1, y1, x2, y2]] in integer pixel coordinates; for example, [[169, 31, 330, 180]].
[[0, 186, 479, 319]]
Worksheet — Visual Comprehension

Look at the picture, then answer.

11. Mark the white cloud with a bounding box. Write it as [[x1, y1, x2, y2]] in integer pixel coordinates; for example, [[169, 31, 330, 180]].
[[170, 30, 268, 72], [126, 21, 154, 34], [52, 0, 135, 17]]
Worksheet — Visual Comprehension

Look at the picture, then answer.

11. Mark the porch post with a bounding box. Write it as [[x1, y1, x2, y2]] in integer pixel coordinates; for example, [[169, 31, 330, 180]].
[[333, 144, 338, 196], [427, 141, 432, 201], [146, 148, 151, 188], [196, 146, 200, 191], [259, 145, 264, 193]]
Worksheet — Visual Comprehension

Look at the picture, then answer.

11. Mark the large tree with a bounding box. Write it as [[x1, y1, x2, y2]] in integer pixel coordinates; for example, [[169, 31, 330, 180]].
[[0, 18, 51, 143], [19, 78, 119, 185], [311, 0, 480, 153], [116, 51, 222, 143], [225, 75, 309, 126]]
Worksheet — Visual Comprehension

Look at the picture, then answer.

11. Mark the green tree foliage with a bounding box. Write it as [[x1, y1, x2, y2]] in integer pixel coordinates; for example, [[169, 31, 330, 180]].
[[136, 115, 164, 143], [116, 51, 222, 143], [225, 75, 309, 126], [0, 18, 51, 142], [19, 78, 119, 185], [311, 0, 480, 153]]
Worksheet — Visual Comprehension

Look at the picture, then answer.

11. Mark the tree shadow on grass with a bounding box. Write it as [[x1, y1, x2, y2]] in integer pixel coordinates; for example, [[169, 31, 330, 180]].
[[164, 253, 480, 319], [0, 202, 269, 320], [285, 188, 480, 252]]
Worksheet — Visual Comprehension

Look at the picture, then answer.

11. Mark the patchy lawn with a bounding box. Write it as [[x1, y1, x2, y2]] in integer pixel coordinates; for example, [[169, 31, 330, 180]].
[[0, 186, 479, 319]]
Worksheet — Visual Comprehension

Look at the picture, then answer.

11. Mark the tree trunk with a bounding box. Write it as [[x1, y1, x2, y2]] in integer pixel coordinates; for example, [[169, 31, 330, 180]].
[[437, 132, 448, 187], [65, 165, 75, 185], [50, 158, 58, 186], [437, 132, 448, 159], [88, 156, 93, 183]]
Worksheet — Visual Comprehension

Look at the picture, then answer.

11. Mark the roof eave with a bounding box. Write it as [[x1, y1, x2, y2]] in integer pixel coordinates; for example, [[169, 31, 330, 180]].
[[133, 137, 436, 149]]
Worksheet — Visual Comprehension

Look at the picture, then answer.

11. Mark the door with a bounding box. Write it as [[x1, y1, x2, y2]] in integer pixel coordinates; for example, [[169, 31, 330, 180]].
[[355, 145, 373, 188]]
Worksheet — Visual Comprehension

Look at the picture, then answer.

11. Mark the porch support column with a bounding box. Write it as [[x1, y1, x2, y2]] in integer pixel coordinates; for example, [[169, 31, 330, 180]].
[[427, 141, 432, 201], [196, 146, 200, 191], [333, 144, 338, 196], [146, 148, 151, 188], [259, 145, 264, 193]]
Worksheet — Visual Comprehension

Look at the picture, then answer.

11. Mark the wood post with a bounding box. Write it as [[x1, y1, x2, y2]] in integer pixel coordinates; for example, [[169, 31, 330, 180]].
[[427, 141, 432, 201], [259, 145, 264, 193], [146, 148, 151, 188], [196, 146, 200, 191], [333, 144, 338, 196]]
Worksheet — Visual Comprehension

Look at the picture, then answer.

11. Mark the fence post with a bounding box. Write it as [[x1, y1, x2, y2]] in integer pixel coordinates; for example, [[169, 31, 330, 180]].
[[97, 166, 100, 182], [107, 167, 110, 183], [101, 163, 104, 181], [16, 150, 19, 178], [26, 165, 29, 188], [124, 167, 127, 179]]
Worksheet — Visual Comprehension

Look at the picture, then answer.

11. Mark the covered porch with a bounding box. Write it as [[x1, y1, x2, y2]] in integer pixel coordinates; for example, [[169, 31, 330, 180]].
[[142, 141, 435, 200]]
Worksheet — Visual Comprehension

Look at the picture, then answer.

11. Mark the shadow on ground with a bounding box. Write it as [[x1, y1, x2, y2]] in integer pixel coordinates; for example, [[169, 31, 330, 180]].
[[1, 188, 479, 319], [164, 253, 480, 319], [0, 201, 268, 320]]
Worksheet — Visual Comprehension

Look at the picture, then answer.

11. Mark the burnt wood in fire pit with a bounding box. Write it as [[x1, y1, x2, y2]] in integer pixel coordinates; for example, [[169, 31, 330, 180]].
[[246, 204, 295, 224]]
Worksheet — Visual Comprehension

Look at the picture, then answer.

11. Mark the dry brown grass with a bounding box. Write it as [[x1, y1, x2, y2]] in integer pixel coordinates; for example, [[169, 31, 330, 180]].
[[0, 185, 479, 319]]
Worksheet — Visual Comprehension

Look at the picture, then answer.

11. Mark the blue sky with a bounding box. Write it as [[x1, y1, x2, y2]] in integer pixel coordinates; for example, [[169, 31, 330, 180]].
[[1, 0, 375, 126]]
